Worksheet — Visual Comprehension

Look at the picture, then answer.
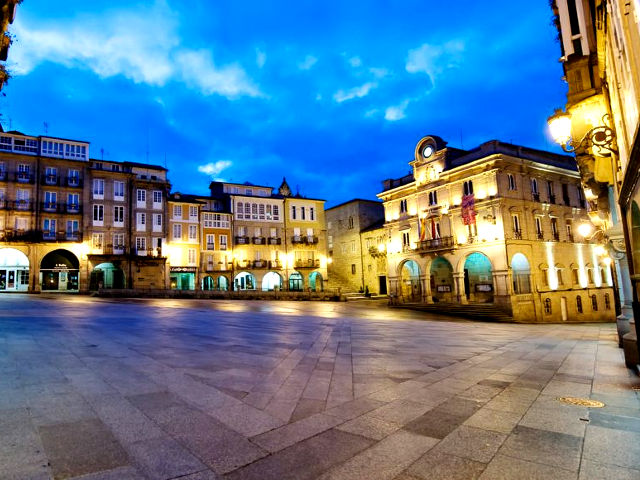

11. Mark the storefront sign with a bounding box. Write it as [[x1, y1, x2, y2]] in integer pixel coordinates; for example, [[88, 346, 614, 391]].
[[170, 266, 197, 273], [53, 263, 69, 272], [436, 285, 452, 293]]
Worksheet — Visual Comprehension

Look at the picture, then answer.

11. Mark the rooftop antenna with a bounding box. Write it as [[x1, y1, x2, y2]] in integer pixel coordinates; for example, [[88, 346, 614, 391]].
[[43, 122, 48, 134]]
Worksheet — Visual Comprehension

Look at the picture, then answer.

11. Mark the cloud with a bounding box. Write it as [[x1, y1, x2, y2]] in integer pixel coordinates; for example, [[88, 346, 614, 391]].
[[384, 99, 410, 121], [197, 160, 233, 178], [298, 55, 318, 70], [369, 67, 390, 79], [405, 40, 465, 83], [256, 49, 267, 68], [9, 2, 260, 99], [333, 82, 377, 103], [348, 56, 362, 67]]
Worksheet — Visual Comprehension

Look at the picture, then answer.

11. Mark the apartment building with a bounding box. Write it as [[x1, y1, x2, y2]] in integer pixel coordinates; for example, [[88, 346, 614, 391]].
[[167, 193, 201, 290], [198, 196, 232, 291]]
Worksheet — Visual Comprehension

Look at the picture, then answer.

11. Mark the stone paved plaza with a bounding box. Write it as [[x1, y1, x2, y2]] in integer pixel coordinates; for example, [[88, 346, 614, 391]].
[[1, 295, 640, 480]]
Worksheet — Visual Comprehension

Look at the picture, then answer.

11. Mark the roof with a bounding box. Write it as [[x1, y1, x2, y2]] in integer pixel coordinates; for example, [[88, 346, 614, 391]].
[[123, 161, 168, 171], [325, 198, 383, 211], [168, 193, 206, 204], [360, 218, 386, 233]]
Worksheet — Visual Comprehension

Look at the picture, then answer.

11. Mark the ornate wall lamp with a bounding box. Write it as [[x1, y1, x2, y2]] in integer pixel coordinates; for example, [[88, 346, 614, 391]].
[[548, 109, 617, 157]]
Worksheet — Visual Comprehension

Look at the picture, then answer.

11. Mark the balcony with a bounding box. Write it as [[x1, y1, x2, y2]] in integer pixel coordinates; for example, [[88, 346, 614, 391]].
[[42, 230, 57, 240], [15, 172, 35, 183], [306, 235, 319, 244], [220, 244, 228, 250], [563, 196, 571, 206], [66, 232, 81, 242], [13, 200, 33, 211], [206, 243, 215, 250], [291, 235, 304, 244], [268, 237, 281, 245], [268, 260, 282, 269], [295, 259, 320, 268], [548, 194, 556, 204], [402, 244, 414, 253], [66, 177, 83, 188], [537, 232, 544, 240], [532, 193, 540, 202], [42, 174, 59, 186], [252, 260, 267, 268], [42, 201, 59, 213], [235, 235, 250, 244], [426, 205, 442, 217], [513, 230, 522, 240], [552, 232, 560, 241], [66, 203, 81, 214], [416, 236, 455, 253], [252, 236, 266, 245]]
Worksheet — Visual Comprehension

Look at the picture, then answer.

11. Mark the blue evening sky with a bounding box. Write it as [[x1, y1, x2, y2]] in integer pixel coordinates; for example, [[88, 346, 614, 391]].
[[1, 1, 567, 206]]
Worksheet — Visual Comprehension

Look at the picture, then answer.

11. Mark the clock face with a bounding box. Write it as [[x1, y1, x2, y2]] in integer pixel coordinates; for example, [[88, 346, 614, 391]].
[[422, 145, 434, 158]]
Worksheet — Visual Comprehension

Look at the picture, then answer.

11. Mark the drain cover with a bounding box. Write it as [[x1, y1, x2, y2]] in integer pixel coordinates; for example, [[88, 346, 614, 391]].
[[556, 397, 605, 408]]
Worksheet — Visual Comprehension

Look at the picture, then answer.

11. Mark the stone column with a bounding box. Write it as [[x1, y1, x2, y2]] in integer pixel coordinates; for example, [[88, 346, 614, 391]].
[[492, 269, 510, 306], [423, 274, 434, 304], [454, 272, 468, 304]]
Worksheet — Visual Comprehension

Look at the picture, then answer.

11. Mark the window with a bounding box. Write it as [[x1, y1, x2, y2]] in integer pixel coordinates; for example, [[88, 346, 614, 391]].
[[220, 235, 228, 249], [544, 298, 552, 314], [270, 227, 277, 238], [351, 240, 356, 253], [251, 203, 258, 219], [173, 224, 182, 240], [531, 178, 539, 194], [136, 237, 146, 252], [535, 217, 543, 237], [114, 206, 124, 226], [113, 233, 124, 249], [188, 225, 197, 240], [136, 213, 146, 231], [351, 264, 356, 275], [93, 204, 104, 225], [258, 204, 265, 219], [189, 205, 198, 219], [572, 268, 580, 285], [92, 233, 104, 250], [566, 221, 573, 241], [188, 249, 196, 265], [244, 203, 251, 217], [206, 234, 215, 249], [292, 205, 297, 220], [399, 199, 407, 213], [402, 231, 410, 247], [237, 201, 244, 219], [348, 216, 354, 229], [508, 174, 516, 190], [547, 180, 554, 202], [44, 191, 57, 209], [299, 206, 305, 220], [428, 191, 438, 206], [341, 243, 347, 254], [512, 215, 520, 236], [604, 293, 611, 310], [328, 234, 333, 249], [93, 179, 104, 199], [153, 190, 162, 205], [310, 207, 315, 220], [136, 189, 146, 205], [273, 205, 280, 220], [245, 188, 252, 196], [576, 296, 583, 313], [154, 214, 162, 230], [43, 218, 56, 234], [114, 181, 125, 200], [463, 180, 474, 196], [66, 220, 79, 235], [173, 205, 182, 218], [557, 268, 564, 286], [551, 218, 558, 239], [591, 294, 598, 311]]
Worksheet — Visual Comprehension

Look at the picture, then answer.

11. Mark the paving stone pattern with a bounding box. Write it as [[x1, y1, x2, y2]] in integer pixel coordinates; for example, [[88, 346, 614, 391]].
[[0, 295, 639, 479]]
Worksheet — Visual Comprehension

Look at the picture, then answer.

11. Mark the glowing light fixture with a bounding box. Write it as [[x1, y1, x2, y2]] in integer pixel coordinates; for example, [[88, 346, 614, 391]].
[[548, 109, 617, 156], [577, 223, 593, 238]]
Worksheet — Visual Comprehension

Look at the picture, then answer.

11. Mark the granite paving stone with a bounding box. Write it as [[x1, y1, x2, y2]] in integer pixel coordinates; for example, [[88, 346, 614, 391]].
[[430, 424, 508, 463], [479, 454, 577, 480], [406, 450, 487, 480], [125, 436, 207, 480]]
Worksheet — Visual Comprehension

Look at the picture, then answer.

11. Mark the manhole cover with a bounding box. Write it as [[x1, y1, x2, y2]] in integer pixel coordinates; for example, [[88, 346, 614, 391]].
[[556, 397, 605, 408]]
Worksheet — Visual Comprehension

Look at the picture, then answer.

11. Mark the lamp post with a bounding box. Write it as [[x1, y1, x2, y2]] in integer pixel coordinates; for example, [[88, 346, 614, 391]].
[[547, 109, 617, 157]]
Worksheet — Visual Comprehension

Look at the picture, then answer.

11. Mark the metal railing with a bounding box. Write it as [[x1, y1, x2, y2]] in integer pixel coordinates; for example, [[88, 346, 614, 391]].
[[416, 236, 455, 252]]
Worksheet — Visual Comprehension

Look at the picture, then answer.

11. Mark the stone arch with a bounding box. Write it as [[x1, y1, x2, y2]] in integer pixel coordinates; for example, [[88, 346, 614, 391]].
[[202, 275, 214, 290], [216, 275, 229, 291], [90, 262, 125, 290], [262, 271, 283, 291], [430, 256, 453, 302], [40, 249, 80, 292], [398, 259, 421, 301], [289, 271, 303, 291], [511, 252, 531, 294], [234, 271, 256, 290], [0, 247, 30, 292], [462, 252, 493, 303], [309, 271, 324, 292]]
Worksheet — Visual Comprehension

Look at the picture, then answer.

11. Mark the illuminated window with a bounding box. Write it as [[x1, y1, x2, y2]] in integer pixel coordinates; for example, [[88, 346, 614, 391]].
[[508, 174, 516, 191]]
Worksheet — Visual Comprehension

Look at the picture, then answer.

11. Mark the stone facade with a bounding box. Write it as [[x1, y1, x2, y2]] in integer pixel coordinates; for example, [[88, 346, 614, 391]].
[[378, 135, 616, 323]]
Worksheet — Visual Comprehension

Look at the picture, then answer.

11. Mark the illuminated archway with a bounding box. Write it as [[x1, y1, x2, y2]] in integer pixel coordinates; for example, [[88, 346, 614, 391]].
[[463, 252, 493, 303], [0, 248, 29, 292], [430, 257, 453, 302], [289, 271, 303, 291], [309, 271, 324, 292], [399, 259, 421, 301], [202, 276, 214, 290], [234, 272, 255, 290], [262, 272, 282, 291], [40, 249, 80, 292], [511, 253, 531, 294]]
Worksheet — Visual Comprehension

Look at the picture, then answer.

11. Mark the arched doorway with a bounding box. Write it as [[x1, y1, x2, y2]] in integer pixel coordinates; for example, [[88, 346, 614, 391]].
[[511, 253, 531, 294], [309, 271, 323, 292], [217, 275, 229, 291], [234, 272, 256, 290], [0, 248, 30, 292], [202, 276, 214, 290], [399, 260, 421, 301], [289, 271, 303, 291], [262, 272, 282, 291], [463, 252, 493, 303], [40, 249, 79, 292], [90, 262, 124, 290], [430, 257, 453, 302]]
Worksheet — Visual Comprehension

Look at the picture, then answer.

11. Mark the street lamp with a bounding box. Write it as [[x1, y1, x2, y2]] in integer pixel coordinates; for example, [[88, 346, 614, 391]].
[[547, 109, 617, 157]]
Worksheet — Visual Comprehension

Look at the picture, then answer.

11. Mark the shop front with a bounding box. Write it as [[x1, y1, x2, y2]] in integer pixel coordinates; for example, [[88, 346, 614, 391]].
[[40, 249, 80, 292], [0, 248, 30, 292], [170, 266, 196, 290]]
